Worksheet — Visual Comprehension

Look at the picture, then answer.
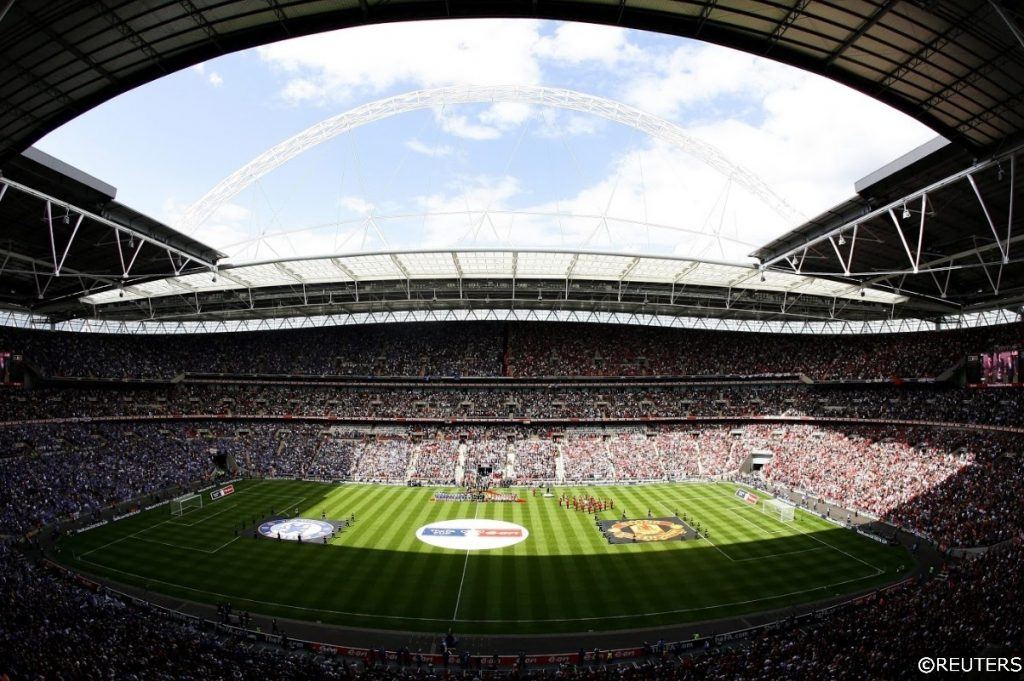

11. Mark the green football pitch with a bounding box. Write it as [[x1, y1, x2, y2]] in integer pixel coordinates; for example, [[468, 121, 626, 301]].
[[56, 480, 911, 635]]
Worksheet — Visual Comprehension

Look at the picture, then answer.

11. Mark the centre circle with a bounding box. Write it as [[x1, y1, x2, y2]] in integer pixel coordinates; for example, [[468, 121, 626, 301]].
[[416, 518, 529, 551]]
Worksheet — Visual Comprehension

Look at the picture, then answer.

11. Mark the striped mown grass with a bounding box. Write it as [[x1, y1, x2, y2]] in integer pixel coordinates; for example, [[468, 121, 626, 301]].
[[57, 480, 911, 634]]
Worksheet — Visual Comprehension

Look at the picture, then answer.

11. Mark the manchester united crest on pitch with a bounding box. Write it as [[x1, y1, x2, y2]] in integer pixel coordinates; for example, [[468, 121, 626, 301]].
[[599, 517, 697, 544]]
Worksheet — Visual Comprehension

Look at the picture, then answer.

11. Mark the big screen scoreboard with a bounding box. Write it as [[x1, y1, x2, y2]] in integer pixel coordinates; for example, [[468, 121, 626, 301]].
[[966, 349, 1023, 387], [0, 352, 25, 385]]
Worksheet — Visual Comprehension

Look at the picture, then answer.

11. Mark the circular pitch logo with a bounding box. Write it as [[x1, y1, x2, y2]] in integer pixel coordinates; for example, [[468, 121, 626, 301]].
[[258, 518, 334, 542], [416, 518, 529, 551], [608, 519, 686, 542]]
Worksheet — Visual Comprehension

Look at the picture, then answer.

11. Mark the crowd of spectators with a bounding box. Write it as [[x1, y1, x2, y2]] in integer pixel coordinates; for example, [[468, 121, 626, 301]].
[[3, 419, 1022, 547], [349, 437, 414, 483], [505, 321, 1023, 380], [681, 543, 1023, 680], [0, 543, 354, 679], [511, 440, 557, 481], [462, 439, 510, 485], [0, 423, 216, 536], [3, 321, 1023, 677], [755, 424, 1023, 547], [306, 436, 359, 480], [608, 434, 665, 480], [3, 320, 1020, 380], [650, 429, 745, 478], [561, 436, 616, 482], [0, 323, 505, 379], [411, 438, 461, 484], [3, 382, 1021, 426]]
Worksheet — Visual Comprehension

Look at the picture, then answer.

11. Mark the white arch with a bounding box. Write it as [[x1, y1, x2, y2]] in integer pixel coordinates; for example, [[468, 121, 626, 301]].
[[177, 85, 804, 236]]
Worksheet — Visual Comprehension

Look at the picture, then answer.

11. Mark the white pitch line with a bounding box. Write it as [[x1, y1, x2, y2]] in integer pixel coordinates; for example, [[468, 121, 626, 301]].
[[725, 507, 787, 535], [130, 535, 221, 554], [89, 489, 310, 558], [450, 502, 480, 621], [74, 555, 886, 625], [730, 546, 828, 563], [790, 522, 884, 575], [170, 502, 240, 527], [129, 533, 242, 555], [712, 483, 884, 576], [694, 534, 738, 562], [78, 515, 177, 559], [209, 535, 241, 553]]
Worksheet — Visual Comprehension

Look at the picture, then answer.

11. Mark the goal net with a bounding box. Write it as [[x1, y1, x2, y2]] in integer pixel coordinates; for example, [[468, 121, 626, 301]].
[[170, 493, 203, 516], [761, 498, 795, 522]]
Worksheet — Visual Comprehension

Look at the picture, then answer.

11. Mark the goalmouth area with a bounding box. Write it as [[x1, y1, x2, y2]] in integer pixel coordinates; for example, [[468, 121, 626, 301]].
[[54, 479, 912, 638]]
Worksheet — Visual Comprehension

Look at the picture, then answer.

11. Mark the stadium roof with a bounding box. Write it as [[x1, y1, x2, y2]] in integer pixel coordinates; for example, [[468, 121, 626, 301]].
[[1, 1, 1023, 331], [1, 1, 1024, 164], [752, 137, 1024, 312], [81, 250, 905, 307], [0, 148, 223, 312], [66, 246, 968, 326]]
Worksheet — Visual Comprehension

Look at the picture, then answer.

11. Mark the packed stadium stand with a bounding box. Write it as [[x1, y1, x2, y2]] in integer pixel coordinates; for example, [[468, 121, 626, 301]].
[[3, 321, 1021, 380], [3, 322, 1024, 676]]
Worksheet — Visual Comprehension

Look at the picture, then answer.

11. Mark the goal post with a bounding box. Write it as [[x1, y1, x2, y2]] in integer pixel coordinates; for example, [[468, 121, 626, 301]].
[[761, 498, 795, 522], [170, 493, 203, 516]]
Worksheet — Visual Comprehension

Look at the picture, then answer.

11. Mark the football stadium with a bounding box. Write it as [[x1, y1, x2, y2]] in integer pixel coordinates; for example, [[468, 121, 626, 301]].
[[2, 2, 1024, 679]]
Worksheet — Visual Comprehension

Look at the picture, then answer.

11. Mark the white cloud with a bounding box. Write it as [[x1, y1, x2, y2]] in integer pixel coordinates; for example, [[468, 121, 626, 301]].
[[280, 78, 321, 104], [254, 19, 645, 147], [510, 141, 785, 259], [412, 175, 524, 247], [191, 63, 225, 88], [685, 79, 937, 221], [405, 139, 455, 157], [480, 102, 533, 128], [338, 196, 375, 213], [258, 20, 544, 104], [534, 110, 601, 138], [161, 197, 254, 250], [611, 39, 936, 232], [210, 202, 251, 223], [623, 43, 802, 118], [535, 23, 639, 66], [155, 22, 939, 263], [436, 111, 502, 141], [429, 103, 537, 141]]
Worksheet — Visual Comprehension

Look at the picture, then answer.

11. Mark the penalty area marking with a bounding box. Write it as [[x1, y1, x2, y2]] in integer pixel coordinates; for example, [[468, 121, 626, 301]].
[[130, 534, 240, 555], [711, 483, 885, 576], [78, 516, 178, 559], [81, 491, 310, 559], [725, 507, 788, 535]]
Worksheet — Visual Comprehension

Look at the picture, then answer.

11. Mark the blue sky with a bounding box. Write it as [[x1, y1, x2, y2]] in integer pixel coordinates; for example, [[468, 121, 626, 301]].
[[36, 20, 938, 264]]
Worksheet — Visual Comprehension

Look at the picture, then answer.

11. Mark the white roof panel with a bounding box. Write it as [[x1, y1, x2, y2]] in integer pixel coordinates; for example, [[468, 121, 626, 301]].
[[456, 251, 515, 277], [338, 254, 404, 279], [284, 258, 352, 284], [515, 251, 576, 278], [79, 250, 907, 306], [131, 279, 187, 297], [176, 272, 241, 292], [629, 258, 694, 282], [398, 251, 459, 278], [573, 253, 633, 279], [225, 263, 300, 288]]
